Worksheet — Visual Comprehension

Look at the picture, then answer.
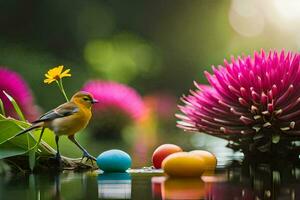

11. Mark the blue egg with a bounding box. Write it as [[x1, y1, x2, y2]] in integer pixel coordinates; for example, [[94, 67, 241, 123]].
[[97, 149, 132, 172]]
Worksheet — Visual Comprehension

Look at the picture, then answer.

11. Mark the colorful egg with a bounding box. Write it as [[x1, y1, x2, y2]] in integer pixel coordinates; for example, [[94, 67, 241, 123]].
[[152, 144, 183, 169], [162, 152, 205, 177], [97, 149, 132, 172], [189, 150, 217, 170]]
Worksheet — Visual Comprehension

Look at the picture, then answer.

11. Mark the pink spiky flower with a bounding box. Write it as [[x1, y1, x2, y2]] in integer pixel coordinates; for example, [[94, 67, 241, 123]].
[[0, 68, 39, 121], [177, 50, 300, 154], [82, 80, 145, 139]]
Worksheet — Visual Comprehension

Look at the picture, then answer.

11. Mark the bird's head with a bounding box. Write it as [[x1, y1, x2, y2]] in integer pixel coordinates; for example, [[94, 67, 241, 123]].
[[71, 91, 98, 109]]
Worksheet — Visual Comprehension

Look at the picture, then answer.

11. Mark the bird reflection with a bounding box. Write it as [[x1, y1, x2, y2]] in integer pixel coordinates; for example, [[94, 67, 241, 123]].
[[49, 172, 93, 200], [50, 173, 64, 200], [97, 172, 131, 199]]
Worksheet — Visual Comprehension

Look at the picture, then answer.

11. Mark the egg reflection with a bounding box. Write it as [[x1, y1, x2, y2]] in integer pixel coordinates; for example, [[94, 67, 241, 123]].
[[97, 173, 131, 199], [151, 176, 166, 199], [162, 177, 205, 200]]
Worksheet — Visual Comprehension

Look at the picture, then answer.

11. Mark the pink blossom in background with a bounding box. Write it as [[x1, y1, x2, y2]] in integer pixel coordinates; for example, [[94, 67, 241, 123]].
[[177, 50, 300, 136], [82, 80, 145, 121], [82, 80, 145, 139], [0, 67, 39, 121]]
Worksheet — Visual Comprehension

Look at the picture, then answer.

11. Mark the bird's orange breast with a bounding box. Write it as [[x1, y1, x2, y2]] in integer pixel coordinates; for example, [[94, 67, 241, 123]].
[[49, 106, 92, 136]]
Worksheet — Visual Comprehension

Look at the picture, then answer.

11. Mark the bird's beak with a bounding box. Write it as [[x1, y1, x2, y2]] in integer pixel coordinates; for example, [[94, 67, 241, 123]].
[[92, 99, 99, 104]]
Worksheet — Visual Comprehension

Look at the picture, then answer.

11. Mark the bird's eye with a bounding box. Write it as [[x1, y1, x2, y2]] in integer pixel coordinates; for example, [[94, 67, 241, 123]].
[[83, 97, 90, 101]]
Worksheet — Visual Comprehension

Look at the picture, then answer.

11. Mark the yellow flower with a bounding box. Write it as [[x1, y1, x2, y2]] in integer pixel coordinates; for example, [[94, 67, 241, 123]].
[[44, 65, 71, 84]]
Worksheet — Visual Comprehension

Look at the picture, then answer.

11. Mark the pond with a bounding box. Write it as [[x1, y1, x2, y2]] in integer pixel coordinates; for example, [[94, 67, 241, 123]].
[[1, 159, 300, 200], [1, 131, 300, 200]]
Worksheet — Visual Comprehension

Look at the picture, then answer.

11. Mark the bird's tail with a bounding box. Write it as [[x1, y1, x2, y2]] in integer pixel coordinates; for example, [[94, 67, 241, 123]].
[[15, 123, 43, 137]]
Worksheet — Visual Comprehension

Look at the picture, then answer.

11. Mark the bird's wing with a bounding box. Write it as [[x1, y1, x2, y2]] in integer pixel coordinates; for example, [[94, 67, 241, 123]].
[[32, 102, 79, 123]]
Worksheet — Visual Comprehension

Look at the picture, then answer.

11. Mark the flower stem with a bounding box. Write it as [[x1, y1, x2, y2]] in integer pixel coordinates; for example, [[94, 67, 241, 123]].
[[56, 79, 69, 102]]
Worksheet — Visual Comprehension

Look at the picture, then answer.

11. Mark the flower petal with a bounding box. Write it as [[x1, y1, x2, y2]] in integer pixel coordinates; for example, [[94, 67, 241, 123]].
[[47, 68, 56, 77], [44, 78, 55, 84], [63, 69, 70, 74], [57, 65, 64, 74], [60, 69, 71, 78], [60, 74, 71, 78], [45, 74, 52, 79]]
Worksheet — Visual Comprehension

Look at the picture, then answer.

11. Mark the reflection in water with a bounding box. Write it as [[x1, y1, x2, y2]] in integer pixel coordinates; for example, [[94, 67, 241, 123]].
[[48, 172, 96, 200], [217, 159, 300, 200], [50, 174, 62, 200], [0, 160, 300, 199], [162, 177, 206, 200], [152, 160, 300, 200], [152, 176, 212, 200], [151, 176, 165, 199], [98, 173, 131, 199], [0, 172, 99, 200]]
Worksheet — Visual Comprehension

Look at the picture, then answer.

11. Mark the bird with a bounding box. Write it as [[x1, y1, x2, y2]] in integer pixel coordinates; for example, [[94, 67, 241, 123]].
[[16, 91, 98, 162]]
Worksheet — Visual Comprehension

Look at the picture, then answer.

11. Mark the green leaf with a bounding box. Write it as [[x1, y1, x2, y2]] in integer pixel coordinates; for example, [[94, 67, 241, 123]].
[[0, 118, 43, 158], [0, 98, 5, 116], [3, 93, 35, 171], [0, 115, 54, 160], [0, 114, 5, 120], [28, 148, 36, 171], [3, 91, 26, 121], [0, 120, 30, 145], [27, 128, 46, 171], [0, 142, 27, 159]]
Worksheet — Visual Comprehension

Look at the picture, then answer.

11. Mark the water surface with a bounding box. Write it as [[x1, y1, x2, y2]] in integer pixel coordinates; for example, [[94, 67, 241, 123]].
[[1, 159, 300, 200]]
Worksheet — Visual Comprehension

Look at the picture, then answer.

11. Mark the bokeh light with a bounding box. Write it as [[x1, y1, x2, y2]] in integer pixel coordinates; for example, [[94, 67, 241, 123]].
[[84, 33, 161, 83], [229, 0, 265, 37], [273, 0, 300, 21]]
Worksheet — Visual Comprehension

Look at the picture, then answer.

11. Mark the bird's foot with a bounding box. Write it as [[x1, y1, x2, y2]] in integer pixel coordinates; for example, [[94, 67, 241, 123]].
[[81, 151, 96, 164], [54, 153, 62, 166], [48, 153, 62, 168], [55, 152, 62, 161]]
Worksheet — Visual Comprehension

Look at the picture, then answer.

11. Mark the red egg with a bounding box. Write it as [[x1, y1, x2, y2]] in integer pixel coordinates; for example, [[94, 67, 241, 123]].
[[152, 144, 183, 169]]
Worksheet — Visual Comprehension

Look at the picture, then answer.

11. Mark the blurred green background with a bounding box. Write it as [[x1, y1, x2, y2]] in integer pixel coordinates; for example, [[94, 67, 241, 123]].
[[0, 0, 299, 167], [1, 0, 299, 109]]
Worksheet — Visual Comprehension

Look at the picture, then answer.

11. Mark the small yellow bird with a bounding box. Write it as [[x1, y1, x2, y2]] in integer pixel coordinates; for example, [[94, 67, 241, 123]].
[[16, 91, 98, 161]]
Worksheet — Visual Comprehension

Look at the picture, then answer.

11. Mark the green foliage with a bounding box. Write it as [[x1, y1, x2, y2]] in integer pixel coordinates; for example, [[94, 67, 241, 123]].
[[0, 98, 5, 116], [0, 93, 53, 171], [0, 115, 53, 164], [28, 149, 36, 171], [3, 91, 26, 121], [0, 142, 27, 159]]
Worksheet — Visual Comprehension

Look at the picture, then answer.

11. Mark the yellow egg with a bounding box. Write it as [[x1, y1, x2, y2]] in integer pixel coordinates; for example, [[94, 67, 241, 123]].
[[162, 152, 205, 177], [189, 150, 217, 170]]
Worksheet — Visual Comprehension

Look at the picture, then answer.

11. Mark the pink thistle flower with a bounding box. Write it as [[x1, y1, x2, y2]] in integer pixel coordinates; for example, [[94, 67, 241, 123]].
[[177, 50, 300, 154], [0, 68, 39, 121], [82, 80, 145, 139]]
